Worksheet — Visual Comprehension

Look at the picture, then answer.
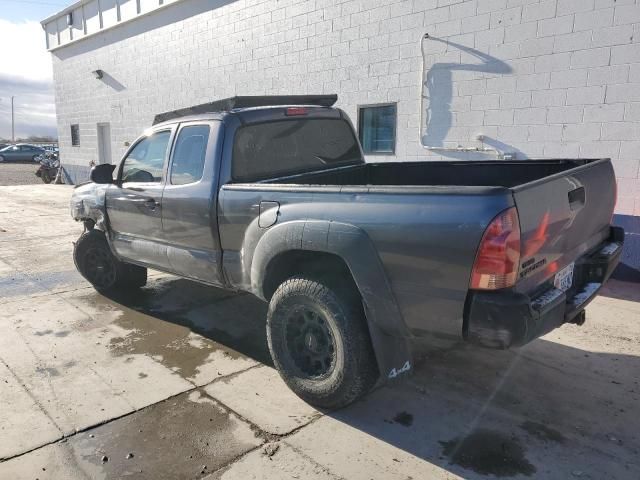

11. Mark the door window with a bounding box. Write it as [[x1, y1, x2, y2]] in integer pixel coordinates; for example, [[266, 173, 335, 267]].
[[121, 130, 171, 183], [170, 125, 210, 185]]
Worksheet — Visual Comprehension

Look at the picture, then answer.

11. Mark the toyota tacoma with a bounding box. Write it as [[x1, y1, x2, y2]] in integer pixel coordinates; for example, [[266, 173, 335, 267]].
[[70, 95, 623, 408]]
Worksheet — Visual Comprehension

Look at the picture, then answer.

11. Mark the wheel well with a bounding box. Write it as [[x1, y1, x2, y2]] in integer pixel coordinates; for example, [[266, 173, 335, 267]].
[[262, 250, 359, 301]]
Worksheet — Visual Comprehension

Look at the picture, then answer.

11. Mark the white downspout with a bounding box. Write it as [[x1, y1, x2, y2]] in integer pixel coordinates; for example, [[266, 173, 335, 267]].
[[419, 33, 506, 159]]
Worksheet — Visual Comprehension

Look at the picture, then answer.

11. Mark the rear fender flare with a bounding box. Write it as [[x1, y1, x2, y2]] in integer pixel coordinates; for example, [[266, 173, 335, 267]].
[[251, 220, 413, 382]]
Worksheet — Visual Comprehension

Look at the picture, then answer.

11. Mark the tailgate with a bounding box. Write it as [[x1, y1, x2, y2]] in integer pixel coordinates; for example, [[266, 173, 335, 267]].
[[513, 159, 616, 294]]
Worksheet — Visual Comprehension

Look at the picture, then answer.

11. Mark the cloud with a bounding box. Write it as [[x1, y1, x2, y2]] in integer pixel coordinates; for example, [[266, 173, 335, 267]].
[[0, 19, 57, 140]]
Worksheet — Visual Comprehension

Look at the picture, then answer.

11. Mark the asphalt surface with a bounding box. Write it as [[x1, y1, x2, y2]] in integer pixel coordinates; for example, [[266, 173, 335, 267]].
[[0, 185, 639, 480], [0, 161, 42, 186]]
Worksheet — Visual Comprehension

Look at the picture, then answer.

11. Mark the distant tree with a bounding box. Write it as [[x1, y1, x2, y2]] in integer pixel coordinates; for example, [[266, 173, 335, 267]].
[[18, 135, 58, 143]]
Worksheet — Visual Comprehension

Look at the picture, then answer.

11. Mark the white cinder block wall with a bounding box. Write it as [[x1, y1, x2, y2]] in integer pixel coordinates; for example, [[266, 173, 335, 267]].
[[47, 0, 640, 216]]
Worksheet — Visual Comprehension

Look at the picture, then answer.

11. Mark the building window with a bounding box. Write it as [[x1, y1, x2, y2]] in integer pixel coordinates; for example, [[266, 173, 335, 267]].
[[358, 104, 396, 155], [71, 124, 80, 146]]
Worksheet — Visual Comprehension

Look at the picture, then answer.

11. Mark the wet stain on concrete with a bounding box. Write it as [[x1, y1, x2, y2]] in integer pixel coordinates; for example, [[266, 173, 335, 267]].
[[107, 315, 244, 381], [440, 429, 536, 477], [0, 269, 83, 298], [35, 367, 60, 377], [32, 329, 71, 338], [67, 275, 271, 380], [392, 411, 414, 427], [70, 389, 262, 479], [520, 421, 566, 444], [34, 329, 53, 336]]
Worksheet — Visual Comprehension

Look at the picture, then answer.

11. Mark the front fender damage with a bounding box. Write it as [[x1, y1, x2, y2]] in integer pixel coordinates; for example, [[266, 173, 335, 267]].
[[70, 182, 109, 230]]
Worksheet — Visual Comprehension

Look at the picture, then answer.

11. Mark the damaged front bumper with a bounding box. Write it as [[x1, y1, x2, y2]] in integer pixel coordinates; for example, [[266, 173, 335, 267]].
[[464, 226, 624, 349], [70, 182, 108, 227]]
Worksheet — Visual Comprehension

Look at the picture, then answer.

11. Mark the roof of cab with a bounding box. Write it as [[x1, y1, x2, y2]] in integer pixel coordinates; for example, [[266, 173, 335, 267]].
[[152, 94, 338, 126]]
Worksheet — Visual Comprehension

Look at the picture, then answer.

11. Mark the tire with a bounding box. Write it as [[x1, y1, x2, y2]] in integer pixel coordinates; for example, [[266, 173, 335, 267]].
[[73, 230, 147, 292], [41, 170, 52, 184], [267, 276, 378, 409], [32, 155, 39, 162], [0, 155, 4, 163]]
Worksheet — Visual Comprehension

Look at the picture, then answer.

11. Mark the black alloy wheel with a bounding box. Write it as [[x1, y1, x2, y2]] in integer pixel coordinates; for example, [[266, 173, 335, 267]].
[[285, 305, 336, 379], [83, 246, 117, 290]]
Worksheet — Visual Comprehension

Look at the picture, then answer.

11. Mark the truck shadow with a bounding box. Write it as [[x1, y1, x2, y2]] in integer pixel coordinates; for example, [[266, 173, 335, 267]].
[[103, 274, 640, 479], [333, 337, 640, 479]]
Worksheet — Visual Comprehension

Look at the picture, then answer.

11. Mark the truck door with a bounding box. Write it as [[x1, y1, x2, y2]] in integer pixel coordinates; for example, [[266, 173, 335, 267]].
[[161, 121, 224, 285], [106, 128, 174, 270]]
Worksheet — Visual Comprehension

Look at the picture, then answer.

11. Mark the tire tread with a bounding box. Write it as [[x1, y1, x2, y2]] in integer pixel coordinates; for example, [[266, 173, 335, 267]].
[[267, 276, 378, 409]]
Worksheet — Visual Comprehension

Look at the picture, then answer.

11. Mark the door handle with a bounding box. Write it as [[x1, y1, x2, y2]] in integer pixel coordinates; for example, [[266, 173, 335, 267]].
[[144, 199, 160, 209]]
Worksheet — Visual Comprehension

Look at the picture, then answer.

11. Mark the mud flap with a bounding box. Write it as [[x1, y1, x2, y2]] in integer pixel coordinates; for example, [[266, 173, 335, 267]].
[[364, 304, 413, 387]]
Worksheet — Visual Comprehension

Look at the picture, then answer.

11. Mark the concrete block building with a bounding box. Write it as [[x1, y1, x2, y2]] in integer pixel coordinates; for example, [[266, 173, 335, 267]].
[[43, 0, 640, 270]]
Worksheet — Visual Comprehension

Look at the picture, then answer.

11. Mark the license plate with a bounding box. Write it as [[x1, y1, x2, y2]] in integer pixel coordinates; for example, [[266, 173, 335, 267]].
[[554, 262, 575, 292]]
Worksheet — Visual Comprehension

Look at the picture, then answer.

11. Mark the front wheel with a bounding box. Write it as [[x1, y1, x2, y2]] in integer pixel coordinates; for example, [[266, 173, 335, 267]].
[[73, 230, 147, 292], [267, 276, 378, 409]]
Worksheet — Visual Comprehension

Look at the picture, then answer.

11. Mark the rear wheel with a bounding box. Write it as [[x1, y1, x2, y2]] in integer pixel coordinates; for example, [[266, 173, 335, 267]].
[[32, 155, 40, 162], [267, 276, 378, 409], [0, 155, 4, 163], [73, 230, 147, 292]]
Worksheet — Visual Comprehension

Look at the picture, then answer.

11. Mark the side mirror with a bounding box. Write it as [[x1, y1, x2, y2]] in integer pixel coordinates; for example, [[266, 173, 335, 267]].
[[90, 164, 116, 184]]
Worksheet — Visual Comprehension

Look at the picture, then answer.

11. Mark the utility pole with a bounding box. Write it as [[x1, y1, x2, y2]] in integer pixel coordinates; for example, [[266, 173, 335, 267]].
[[11, 96, 15, 143]]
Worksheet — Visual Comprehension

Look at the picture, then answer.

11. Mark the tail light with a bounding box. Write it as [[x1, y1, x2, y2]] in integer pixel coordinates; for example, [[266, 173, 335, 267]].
[[470, 207, 521, 290]]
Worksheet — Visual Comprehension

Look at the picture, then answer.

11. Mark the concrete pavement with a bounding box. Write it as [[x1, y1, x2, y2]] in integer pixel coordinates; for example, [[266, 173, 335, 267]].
[[0, 185, 638, 479]]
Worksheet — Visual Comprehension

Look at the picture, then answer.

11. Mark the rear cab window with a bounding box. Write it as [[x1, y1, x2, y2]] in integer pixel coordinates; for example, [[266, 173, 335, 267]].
[[232, 118, 362, 182]]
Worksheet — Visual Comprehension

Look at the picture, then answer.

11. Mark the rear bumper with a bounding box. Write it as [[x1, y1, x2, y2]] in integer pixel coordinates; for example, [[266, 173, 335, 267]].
[[464, 226, 624, 349]]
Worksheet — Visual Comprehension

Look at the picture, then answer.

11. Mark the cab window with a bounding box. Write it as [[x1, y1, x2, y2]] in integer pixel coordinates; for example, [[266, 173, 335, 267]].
[[121, 131, 171, 183], [170, 125, 210, 185]]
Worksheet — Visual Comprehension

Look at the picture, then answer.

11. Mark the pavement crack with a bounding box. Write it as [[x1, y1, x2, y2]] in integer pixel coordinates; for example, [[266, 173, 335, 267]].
[[0, 363, 264, 465], [285, 442, 348, 480], [0, 356, 65, 447]]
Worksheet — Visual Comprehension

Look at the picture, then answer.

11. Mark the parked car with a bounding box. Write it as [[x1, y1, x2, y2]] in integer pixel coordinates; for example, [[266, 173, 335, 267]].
[[0, 144, 46, 162], [70, 95, 623, 408]]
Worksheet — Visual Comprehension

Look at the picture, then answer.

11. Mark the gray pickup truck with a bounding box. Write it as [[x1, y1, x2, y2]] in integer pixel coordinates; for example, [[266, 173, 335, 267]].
[[71, 95, 623, 408]]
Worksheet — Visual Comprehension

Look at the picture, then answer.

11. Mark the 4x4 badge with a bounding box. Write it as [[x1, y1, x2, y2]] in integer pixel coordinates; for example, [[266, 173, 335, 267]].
[[388, 361, 411, 379]]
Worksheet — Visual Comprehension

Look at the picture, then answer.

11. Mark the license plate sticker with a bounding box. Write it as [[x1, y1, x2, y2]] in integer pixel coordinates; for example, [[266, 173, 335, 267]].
[[554, 262, 575, 292]]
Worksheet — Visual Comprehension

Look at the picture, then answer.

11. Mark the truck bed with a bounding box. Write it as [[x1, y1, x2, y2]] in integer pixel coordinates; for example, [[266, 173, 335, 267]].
[[267, 159, 595, 189], [223, 156, 617, 345]]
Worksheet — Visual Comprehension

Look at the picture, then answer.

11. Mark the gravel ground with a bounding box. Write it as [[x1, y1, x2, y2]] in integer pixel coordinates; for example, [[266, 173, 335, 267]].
[[0, 161, 43, 186]]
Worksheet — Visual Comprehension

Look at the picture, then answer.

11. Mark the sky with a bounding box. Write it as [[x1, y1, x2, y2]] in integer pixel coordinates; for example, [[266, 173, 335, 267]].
[[0, 0, 70, 140]]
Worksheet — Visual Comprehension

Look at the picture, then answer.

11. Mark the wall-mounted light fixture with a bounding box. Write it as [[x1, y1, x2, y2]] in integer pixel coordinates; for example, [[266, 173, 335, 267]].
[[92, 69, 104, 79]]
